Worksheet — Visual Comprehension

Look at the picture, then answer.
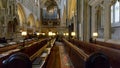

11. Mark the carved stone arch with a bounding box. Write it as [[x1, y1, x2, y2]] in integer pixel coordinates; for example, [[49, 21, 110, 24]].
[[13, 18, 19, 32], [62, 5, 67, 25], [110, 0, 118, 6], [17, 3, 26, 26], [35, 19, 40, 32], [7, 18, 19, 33], [27, 21, 31, 27], [7, 21, 13, 33], [36, 19, 40, 28], [27, 13, 35, 27], [1, 0, 7, 8], [0, 0, 3, 8], [94, 4, 102, 31]]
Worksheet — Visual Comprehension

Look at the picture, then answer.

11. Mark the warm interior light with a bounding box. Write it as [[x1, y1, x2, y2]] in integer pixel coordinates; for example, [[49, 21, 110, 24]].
[[48, 32, 52, 36], [21, 31, 27, 36], [71, 32, 76, 36], [63, 33, 66, 36], [66, 33, 69, 36], [42, 33, 45, 35], [52, 33, 56, 36], [37, 32, 40, 36], [48, 9, 54, 13], [93, 32, 98, 37], [64, 33, 69, 36]]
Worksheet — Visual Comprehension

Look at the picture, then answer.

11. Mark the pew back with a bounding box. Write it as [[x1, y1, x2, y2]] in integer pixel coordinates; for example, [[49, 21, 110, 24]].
[[95, 41, 120, 50], [70, 39, 120, 68]]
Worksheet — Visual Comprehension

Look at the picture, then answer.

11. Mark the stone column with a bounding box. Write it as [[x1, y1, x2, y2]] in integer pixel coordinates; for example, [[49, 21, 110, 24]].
[[83, 0, 90, 42], [77, 0, 83, 40], [3, 9, 8, 38], [91, 6, 96, 34], [103, 0, 111, 41], [0, 25, 1, 37], [74, 15, 77, 35]]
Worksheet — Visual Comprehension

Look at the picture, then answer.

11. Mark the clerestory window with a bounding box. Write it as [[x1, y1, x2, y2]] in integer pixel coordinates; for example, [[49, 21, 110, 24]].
[[111, 0, 120, 23]]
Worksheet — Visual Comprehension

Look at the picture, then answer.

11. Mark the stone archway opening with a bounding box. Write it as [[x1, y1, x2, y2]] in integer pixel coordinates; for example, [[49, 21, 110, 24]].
[[27, 13, 35, 33], [17, 3, 26, 27]]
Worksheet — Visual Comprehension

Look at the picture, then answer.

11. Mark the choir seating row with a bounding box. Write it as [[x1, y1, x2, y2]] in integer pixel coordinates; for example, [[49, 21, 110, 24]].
[[0, 39, 36, 53], [69, 39, 120, 68], [0, 38, 49, 68], [94, 40, 120, 50]]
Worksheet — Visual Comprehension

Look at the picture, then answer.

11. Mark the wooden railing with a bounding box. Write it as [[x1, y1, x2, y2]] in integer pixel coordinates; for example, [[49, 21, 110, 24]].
[[70, 39, 120, 68]]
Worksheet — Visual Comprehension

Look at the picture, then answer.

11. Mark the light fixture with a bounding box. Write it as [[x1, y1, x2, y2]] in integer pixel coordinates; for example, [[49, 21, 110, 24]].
[[48, 9, 54, 14], [21, 31, 27, 36], [93, 32, 98, 37], [21, 31, 27, 46], [63, 33, 66, 36], [63, 33, 69, 36], [37, 32, 40, 36], [42, 33, 45, 36], [48, 31, 52, 36], [66, 33, 69, 36], [71, 32, 76, 36], [52, 33, 56, 36], [92, 32, 98, 44]]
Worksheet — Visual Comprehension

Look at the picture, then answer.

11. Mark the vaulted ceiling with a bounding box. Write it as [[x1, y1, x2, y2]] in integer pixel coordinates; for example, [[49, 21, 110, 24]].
[[45, 0, 57, 11], [40, 0, 59, 9]]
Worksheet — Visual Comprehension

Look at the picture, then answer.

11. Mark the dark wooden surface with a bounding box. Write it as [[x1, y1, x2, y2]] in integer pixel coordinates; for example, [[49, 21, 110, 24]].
[[70, 39, 120, 68], [0, 39, 48, 68], [95, 41, 120, 50], [43, 45, 61, 68]]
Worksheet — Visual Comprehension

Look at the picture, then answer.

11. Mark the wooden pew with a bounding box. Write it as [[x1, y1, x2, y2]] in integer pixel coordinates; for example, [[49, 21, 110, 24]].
[[43, 45, 61, 68], [63, 39, 88, 68], [0, 39, 35, 53], [0, 39, 48, 68], [0, 44, 19, 54], [63, 39, 110, 68], [20, 39, 48, 61], [70, 39, 120, 68], [95, 41, 120, 50], [0, 49, 21, 68], [41, 38, 57, 68]]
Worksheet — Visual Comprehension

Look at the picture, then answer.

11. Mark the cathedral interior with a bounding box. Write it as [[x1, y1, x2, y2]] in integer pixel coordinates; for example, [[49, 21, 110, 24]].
[[0, 0, 120, 68]]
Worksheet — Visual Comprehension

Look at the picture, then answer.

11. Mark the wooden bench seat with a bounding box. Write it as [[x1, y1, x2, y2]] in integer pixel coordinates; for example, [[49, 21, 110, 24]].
[[95, 41, 120, 50], [70, 39, 120, 68], [0, 39, 48, 68], [63, 39, 88, 68], [0, 40, 36, 54]]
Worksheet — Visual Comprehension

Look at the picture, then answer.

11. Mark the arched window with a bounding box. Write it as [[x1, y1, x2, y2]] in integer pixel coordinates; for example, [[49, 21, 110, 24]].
[[111, 0, 120, 23], [111, 0, 120, 40], [96, 5, 104, 38]]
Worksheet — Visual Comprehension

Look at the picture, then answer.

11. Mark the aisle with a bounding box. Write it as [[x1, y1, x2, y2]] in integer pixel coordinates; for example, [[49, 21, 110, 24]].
[[55, 42, 74, 68]]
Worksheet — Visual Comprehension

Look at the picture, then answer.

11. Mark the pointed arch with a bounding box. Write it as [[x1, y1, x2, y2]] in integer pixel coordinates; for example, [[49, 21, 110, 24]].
[[36, 19, 40, 28], [27, 13, 35, 27], [0, 0, 3, 8], [17, 3, 26, 26], [68, 0, 76, 19]]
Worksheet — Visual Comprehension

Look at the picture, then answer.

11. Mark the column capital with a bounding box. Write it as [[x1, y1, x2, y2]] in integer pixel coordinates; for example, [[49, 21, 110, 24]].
[[89, 0, 103, 6], [104, 0, 113, 6]]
